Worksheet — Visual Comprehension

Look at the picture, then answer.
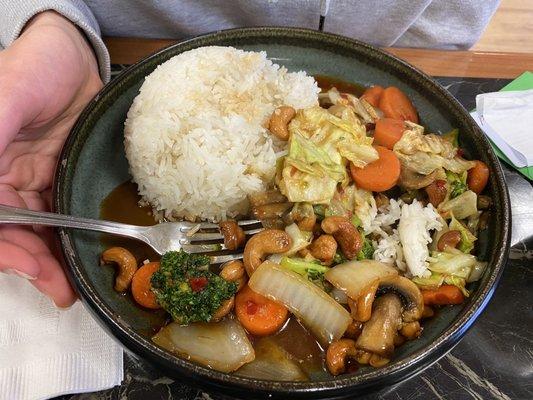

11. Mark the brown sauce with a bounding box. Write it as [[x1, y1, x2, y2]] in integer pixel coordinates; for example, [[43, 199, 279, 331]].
[[100, 180, 160, 262], [98, 76, 372, 380], [315, 74, 366, 96]]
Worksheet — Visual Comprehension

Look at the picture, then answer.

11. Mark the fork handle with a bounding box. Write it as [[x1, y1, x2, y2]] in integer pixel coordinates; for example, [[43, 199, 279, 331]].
[[0, 204, 148, 241]]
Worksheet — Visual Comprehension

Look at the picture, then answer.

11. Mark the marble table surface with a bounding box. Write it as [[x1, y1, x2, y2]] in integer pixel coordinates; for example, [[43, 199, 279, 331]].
[[57, 74, 533, 400]]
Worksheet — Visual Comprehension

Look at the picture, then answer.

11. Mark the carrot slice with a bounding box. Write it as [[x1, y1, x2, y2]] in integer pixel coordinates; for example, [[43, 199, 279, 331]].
[[421, 285, 464, 306], [131, 261, 161, 309], [373, 118, 405, 149], [350, 145, 400, 192], [467, 160, 489, 194], [360, 85, 384, 108], [379, 86, 419, 123], [235, 285, 288, 336]]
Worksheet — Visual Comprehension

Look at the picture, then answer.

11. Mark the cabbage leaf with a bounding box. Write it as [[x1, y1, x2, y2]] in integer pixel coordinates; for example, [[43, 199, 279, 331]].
[[393, 124, 476, 175], [439, 190, 478, 220], [278, 106, 378, 203], [449, 214, 477, 253]]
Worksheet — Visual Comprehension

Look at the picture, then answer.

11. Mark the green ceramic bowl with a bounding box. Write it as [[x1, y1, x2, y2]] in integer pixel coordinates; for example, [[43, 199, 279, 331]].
[[54, 27, 510, 399]]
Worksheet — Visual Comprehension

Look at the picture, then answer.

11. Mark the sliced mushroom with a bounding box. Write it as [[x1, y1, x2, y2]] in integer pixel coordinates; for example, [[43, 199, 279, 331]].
[[399, 166, 438, 191], [355, 294, 403, 358], [376, 275, 424, 322]]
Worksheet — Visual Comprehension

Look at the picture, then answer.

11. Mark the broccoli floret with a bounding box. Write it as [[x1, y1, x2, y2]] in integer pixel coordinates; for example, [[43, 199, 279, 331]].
[[446, 171, 468, 199], [280, 257, 330, 291], [356, 237, 374, 260], [150, 250, 237, 324]]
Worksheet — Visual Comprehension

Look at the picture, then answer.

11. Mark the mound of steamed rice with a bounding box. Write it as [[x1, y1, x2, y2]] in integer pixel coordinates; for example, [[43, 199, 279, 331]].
[[124, 46, 319, 221]]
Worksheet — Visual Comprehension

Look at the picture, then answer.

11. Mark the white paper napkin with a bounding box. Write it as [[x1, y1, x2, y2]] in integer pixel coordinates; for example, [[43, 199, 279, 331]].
[[0, 274, 123, 400], [472, 89, 533, 168]]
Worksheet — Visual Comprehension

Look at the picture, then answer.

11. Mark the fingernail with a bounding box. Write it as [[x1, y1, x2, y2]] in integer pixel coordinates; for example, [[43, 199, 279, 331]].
[[53, 300, 76, 310], [2, 268, 38, 280]]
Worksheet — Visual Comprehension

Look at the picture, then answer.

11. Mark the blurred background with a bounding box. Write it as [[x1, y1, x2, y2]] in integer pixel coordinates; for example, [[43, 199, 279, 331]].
[[474, 0, 532, 52]]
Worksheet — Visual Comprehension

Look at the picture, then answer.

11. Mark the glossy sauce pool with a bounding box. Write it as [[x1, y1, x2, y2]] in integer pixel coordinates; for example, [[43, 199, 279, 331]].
[[99, 76, 366, 380]]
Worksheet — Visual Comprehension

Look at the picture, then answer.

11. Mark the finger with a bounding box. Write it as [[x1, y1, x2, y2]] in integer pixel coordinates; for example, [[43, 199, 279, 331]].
[[0, 240, 40, 278], [31, 250, 77, 308], [0, 226, 76, 307]]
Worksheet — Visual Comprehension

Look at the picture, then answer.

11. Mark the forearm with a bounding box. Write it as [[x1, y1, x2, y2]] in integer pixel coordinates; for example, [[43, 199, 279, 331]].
[[0, 0, 110, 82]]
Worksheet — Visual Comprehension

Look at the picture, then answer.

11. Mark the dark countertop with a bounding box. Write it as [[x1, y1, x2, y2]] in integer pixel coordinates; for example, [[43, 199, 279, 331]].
[[58, 75, 533, 400]]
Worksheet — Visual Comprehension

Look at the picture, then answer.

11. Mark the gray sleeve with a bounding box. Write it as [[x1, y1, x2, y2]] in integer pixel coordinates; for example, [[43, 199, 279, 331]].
[[393, 0, 500, 50], [0, 0, 110, 82]]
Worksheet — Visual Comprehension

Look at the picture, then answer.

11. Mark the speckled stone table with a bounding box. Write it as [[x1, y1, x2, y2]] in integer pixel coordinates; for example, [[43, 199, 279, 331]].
[[57, 75, 533, 400]]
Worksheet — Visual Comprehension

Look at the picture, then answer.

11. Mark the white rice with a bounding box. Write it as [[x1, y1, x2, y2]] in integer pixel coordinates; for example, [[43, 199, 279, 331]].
[[370, 199, 442, 277], [124, 46, 319, 221]]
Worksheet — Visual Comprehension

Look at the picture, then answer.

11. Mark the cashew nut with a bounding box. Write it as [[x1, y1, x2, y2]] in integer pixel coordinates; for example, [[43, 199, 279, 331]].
[[326, 338, 357, 375], [101, 247, 138, 292], [437, 230, 461, 251], [220, 260, 247, 291], [268, 106, 296, 140], [321, 216, 363, 260], [369, 354, 390, 368], [400, 321, 422, 340], [243, 229, 291, 276], [219, 220, 246, 250], [354, 278, 379, 322], [309, 234, 337, 263], [212, 297, 235, 322], [354, 349, 372, 365]]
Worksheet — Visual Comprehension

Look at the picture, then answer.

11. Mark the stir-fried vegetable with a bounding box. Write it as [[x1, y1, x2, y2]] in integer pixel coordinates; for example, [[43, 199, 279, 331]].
[[421, 285, 465, 305], [152, 318, 255, 373], [277, 106, 378, 204], [448, 215, 477, 253], [236, 337, 307, 381], [282, 223, 313, 256], [235, 285, 288, 336], [280, 256, 329, 290], [379, 86, 419, 123], [393, 123, 475, 176], [439, 190, 478, 220], [350, 146, 401, 192], [467, 160, 490, 194], [374, 118, 406, 149], [325, 260, 397, 300], [446, 171, 468, 199], [249, 261, 351, 344], [151, 251, 237, 324]]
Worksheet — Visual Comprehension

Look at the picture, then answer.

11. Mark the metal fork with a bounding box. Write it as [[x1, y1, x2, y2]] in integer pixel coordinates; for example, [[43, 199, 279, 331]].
[[0, 204, 262, 263]]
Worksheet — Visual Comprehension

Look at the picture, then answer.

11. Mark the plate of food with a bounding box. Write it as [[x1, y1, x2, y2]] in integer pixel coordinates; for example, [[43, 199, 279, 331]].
[[54, 27, 510, 398]]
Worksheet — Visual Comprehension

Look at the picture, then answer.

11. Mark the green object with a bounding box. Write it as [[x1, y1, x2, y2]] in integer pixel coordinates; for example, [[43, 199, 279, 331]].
[[280, 257, 329, 290], [449, 215, 477, 254], [150, 250, 237, 324], [446, 171, 468, 199], [483, 71, 533, 180], [356, 236, 374, 260]]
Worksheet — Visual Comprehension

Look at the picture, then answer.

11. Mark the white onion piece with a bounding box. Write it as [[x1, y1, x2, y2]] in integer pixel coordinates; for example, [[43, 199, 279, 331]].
[[152, 318, 255, 373], [325, 260, 398, 299], [236, 338, 307, 381], [282, 223, 312, 256], [249, 261, 351, 344], [330, 287, 349, 304], [467, 261, 487, 283]]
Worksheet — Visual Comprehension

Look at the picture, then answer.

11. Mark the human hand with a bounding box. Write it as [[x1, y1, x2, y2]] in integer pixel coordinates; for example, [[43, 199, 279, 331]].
[[0, 11, 103, 306]]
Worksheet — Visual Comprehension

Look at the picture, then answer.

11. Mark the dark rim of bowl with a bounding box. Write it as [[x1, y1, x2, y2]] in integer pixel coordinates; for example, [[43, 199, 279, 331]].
[[54, 27, 511, 397]]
